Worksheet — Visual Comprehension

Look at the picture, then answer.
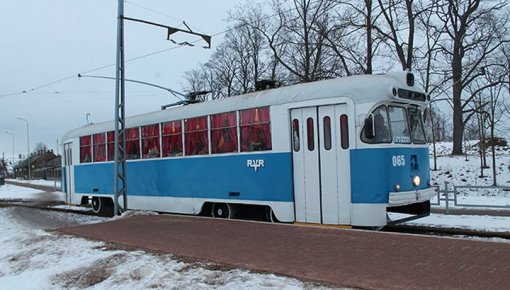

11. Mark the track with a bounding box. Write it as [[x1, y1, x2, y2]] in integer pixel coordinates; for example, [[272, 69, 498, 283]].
[[383, 224, 510, 241], [4, 179, 510, 241], [3, 200, 508, 241]]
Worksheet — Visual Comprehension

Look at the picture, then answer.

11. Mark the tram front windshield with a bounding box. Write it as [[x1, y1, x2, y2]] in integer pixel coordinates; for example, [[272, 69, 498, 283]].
[[362, 105, 426, 144]]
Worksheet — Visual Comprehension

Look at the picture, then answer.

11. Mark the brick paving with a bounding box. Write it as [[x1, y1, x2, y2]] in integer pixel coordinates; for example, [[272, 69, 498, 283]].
[[57, 214, 510, 290]]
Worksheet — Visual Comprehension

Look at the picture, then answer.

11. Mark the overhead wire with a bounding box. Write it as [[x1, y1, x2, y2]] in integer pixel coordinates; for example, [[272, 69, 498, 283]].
[[0, 3, 295, 99]]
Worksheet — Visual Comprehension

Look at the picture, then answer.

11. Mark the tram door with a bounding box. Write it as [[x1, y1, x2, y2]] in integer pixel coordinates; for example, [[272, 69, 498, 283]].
[[63, 142, 74, 204], [291, 104, 351, 224]]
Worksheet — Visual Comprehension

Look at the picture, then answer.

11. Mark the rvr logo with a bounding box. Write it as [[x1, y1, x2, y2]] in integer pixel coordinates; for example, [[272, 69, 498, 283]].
[[247, 159, 264, 172]]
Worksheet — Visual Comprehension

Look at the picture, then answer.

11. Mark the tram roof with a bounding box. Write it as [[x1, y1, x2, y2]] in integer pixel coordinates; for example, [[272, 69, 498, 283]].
[[63, 71, 424, 140]]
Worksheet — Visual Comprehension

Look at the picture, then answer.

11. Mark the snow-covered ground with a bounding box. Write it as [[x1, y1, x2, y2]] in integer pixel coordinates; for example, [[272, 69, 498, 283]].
[[0, 183, 63, 201], [430, 141, 510, 187], [10, 179, 61, 187], [0, 186, 323, 289], [428, 141, 510, 208]]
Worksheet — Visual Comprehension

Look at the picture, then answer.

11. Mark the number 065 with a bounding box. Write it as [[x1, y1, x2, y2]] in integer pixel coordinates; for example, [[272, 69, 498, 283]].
[[392, 155, 405, 167]]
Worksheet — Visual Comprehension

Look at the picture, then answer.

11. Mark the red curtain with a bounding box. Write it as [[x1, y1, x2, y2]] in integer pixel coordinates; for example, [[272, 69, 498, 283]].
[[162, 121, 183, 157], [107, 131, 115, 161], [185, 116, 208, 155], [142, 124, 160, 158], [240, 106, 270, 125], [93, 133, 106, 162], [125, 127, 140, 159], [240, 107, 271, 152], [80, 136, 91, 163], [162, 134, 183, 157], [211, 112, 237, 154]]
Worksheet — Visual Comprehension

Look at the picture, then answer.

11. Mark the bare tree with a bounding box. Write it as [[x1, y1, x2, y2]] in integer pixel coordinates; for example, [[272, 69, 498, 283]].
[[319, 0, 385, 75], [242, 0, 339, 83], [34, 142, 48, 153], [438, 0, 508, 155], [228, 4, 269, 92], [469, 58, 510, 184]]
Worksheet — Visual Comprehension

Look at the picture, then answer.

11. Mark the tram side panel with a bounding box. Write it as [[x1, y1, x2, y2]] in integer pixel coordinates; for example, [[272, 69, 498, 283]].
[[72, 153, 295, 221]]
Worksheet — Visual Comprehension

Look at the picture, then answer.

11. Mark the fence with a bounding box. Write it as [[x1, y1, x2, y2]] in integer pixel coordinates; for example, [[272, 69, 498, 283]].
[[432, 181, 510, 213]]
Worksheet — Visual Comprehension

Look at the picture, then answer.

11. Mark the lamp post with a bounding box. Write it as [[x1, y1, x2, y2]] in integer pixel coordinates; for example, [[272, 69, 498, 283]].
[[5, 131, 14, 175], [17, 117, 30, 180]]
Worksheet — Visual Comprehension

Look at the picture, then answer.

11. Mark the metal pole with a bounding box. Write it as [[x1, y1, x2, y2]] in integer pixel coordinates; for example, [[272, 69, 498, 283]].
[[444, 181, 449, 215], [114, 0, 127, 216], [429, 103, 437, 171], [17, 118, 30, 180], [5, 131, 14, 169]]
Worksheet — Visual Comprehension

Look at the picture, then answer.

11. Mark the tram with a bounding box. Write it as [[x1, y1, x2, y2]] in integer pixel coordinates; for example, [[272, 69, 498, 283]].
[[61, 71, 434, 227]]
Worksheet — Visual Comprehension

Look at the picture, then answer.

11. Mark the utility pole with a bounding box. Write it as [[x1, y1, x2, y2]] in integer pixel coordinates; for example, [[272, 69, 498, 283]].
[[6, 131, 14, 166], [111, 2, 211, 216], [114, 0, 127, 216], [17, 117, 30, 180]]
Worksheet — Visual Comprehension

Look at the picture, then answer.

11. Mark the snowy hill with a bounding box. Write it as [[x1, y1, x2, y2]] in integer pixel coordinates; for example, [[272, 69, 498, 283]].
[[428, 141, 510, 208], [430, 141, 510, 187]]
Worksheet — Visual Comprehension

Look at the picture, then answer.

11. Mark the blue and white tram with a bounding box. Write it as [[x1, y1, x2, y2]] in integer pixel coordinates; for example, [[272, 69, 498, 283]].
[[61, 71, 434, 227]]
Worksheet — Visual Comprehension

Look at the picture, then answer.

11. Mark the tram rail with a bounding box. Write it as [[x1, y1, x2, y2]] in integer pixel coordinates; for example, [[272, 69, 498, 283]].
[[4, 179, 509, 241]]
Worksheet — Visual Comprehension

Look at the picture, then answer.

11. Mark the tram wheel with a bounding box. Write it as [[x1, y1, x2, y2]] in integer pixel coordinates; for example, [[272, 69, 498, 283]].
[[265, 207, 278, 223], [212, 203, 232, 219], [91, 197, 102, 214]]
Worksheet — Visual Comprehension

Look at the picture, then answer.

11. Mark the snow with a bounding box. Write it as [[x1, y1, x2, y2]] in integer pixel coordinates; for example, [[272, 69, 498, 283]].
[[430, 141, 510, 187], [0, 185, 325, 289], [428, 141, 510, 208], [406, 213, 510, 232], [1, 141, 510, 288], [10, 179, 61, 187], [0, 184, 63, 201]]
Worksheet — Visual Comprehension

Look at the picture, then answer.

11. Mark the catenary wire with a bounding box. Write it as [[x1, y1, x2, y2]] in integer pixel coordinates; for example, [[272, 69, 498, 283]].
[[0, 5, 295, 99]]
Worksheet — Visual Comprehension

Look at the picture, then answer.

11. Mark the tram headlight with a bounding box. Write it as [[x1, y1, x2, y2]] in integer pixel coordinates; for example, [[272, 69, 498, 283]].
[[394, 184, 401, 192], [412, 176, 421, 187]]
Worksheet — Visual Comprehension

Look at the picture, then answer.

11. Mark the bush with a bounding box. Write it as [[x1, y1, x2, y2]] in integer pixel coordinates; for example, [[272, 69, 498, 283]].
[[485, 137, 508, 147]]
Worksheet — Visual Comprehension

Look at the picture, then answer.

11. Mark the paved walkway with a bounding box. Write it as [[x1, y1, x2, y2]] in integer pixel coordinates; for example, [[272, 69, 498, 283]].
[[57, 214, 510, 290]]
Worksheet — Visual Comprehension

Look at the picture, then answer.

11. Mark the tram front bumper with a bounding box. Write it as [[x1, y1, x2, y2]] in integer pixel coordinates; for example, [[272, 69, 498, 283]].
[[388, 187, 435, 207]]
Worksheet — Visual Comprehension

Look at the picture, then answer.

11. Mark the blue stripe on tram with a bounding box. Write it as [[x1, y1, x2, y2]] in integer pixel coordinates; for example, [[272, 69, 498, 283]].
[[74, 152, 294, 202]]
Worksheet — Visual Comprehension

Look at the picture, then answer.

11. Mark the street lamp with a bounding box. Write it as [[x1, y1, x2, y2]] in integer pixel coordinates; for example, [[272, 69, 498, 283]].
[[16, 117, 30, 180], [5, 131, 14, 174]]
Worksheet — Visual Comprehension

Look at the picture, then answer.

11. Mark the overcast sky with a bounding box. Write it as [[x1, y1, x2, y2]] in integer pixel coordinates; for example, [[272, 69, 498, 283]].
[[0, 0, 245, 161]]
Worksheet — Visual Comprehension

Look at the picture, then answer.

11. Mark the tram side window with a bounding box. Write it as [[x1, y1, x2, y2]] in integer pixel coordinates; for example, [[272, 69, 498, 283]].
[[388, 106, 411, 144], [211, 112, 238, 154], [306, 118, 315, 151], [292, 119, 300, 152], [340, 114, 349, 149], [93, 133, 106, 162], [80, 136, 92, 163], [162, 120, 183, 157], [142, 124, 160, 158], [126, 127, 141, 159], [107, 131, 115, 161], [323, 116, 332, 150], [362, 105, 391, 144], [185, 116, 208, 155], [240, 107, 272, 152]]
